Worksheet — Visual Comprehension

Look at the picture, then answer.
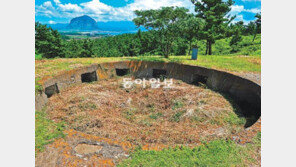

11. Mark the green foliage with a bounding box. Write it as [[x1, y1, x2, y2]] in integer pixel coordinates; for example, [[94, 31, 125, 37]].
[[149, 112, 163, 120], [191, 0, 235, 55], [225, 112, 246, 125], [118, 139, 252, 167], [253, 132, 261, 147], [133, 7, 190, 57], [35, 21, 260, 59], [196, 35, 261, 55], [255, 13, 261, 34], [230, 22, 244, 53], [35, 77, 43, 95], [35, 110, 65, 152], [35, 54, 43, 60], [35, 22, 66, 58], [128, 54, 260, 72], [175, 15, 205, 55], [172, 100, 184, 110], [170, 111, 186, 122]]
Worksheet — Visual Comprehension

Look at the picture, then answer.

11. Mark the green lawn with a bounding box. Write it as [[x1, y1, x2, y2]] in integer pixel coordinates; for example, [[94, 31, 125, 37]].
[[130, 55, 261, 72], [118, 137, 260, 167], [35, 55, 260, 80]]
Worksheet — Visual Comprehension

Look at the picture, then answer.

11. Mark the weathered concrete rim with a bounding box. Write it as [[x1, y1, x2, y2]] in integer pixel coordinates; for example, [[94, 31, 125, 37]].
[[35, 60, 261, 127]]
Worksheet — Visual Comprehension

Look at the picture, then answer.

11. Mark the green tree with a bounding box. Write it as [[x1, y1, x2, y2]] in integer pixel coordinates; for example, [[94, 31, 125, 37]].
[[191, 0, 235, 55], [65, 39, 82, 58], [80, 39, 95, 57], [245, 21, 256, 36], [176, 15, 205, 55], [35, 22, 65, 58], [133, 7, 189, 58], [229, 21, 244, 53], [253, 13, 261, 42]]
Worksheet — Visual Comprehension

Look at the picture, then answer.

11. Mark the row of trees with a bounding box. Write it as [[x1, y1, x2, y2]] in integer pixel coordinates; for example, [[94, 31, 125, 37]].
[[133, 0, 261, 56], [35, 0, 261, 58]]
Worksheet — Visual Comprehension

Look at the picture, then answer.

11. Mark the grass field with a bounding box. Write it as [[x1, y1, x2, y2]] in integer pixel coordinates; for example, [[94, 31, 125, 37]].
[[35, 55, 261, 80], [118, 135, 261, 167]]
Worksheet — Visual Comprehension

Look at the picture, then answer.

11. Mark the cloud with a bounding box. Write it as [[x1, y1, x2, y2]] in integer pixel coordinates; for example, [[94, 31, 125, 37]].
[[229, 5, 261, 17], [232, 15, 251, 24], [53, 0, 60, 4], [35, 1, 57, 17], [57, 3, 83, 13], [35, 0, 259, 22], [244, 8, 261, 14], [81, 0, 113, 14], [103, 0, 194, 21], [48, 20, 56, 24], [36, 0, 195, 21], [230, 5, 244, 15]]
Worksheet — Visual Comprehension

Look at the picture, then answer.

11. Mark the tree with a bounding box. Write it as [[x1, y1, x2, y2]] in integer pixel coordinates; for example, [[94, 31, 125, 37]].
[[253, 13, 261, 42], [65, 39, 82, 58], [80, 39, 95, 57], [176, 15, 205, 55], [229, 21, 244, 53], [133, 7, 189, 58], [35, 22, 65, 58], [191, 0, 235, 55], [245, 21, 256, 36]]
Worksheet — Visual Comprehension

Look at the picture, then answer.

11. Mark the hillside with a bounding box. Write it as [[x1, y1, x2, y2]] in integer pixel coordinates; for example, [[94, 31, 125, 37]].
[[67, 15, 98, 30]]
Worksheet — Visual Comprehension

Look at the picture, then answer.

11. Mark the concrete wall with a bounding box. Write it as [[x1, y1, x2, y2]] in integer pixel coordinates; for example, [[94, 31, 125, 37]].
[[36, 61, 261, 126]]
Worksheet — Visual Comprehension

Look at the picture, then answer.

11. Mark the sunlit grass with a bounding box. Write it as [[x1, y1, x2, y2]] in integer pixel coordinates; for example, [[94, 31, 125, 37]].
[[35, 110, 65, 153], [35, 55, 260, 79], [118, 139, 259, 167]]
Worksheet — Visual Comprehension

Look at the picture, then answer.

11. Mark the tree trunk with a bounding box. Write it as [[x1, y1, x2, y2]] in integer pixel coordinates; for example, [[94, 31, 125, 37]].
[[163, 43, 169, 58], [164, 43, 169, 58], [205, 41, 209, 55], [252, 31, 257, 42], [188, 41, 192, 56], [209, 41, 212, 55]]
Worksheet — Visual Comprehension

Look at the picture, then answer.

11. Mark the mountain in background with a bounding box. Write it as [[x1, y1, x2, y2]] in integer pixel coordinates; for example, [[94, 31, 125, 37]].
[[46, 15, 145, 35], [67, 15, 98, 30]]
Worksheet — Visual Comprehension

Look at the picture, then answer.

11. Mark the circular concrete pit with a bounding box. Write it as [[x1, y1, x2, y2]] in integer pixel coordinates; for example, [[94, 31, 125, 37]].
[[36, 61, 261, 127], [35, 61, 261, 166]]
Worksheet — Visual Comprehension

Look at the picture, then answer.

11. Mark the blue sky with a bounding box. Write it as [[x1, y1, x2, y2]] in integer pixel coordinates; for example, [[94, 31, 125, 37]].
[[35, 0, 261, 24]]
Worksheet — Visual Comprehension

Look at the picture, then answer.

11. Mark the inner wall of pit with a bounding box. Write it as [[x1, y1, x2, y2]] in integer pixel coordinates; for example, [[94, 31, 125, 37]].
[[36, 61, 261, 127]]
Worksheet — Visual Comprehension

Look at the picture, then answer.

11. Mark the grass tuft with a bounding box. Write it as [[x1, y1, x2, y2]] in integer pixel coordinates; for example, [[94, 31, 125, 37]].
[[35, 110, 65, 153], [118, 139, 253, 167]]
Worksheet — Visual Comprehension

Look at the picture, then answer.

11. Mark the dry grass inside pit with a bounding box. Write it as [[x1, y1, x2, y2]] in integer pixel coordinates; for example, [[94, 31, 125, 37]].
[[46, 77, 247, 146]]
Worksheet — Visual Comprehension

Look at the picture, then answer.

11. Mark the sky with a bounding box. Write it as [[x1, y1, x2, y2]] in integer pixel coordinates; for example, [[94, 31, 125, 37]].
[[35, 0, 261, 24]]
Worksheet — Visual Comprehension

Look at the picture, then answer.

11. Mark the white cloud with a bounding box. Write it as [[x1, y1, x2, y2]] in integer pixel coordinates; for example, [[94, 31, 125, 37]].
[[244, 8, 261, 14], [229, 5, 260, 18], [108, 0, 195, 21], [43, 1, 53, 8], [81, 0, 113, 14], [57, 3, 83, 13], [230, 5, 244, 15], [35, 1, 57, 17], [48, 20, 56, 24], [53, 0, 60, 4], [35, 0, 258, 22]]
